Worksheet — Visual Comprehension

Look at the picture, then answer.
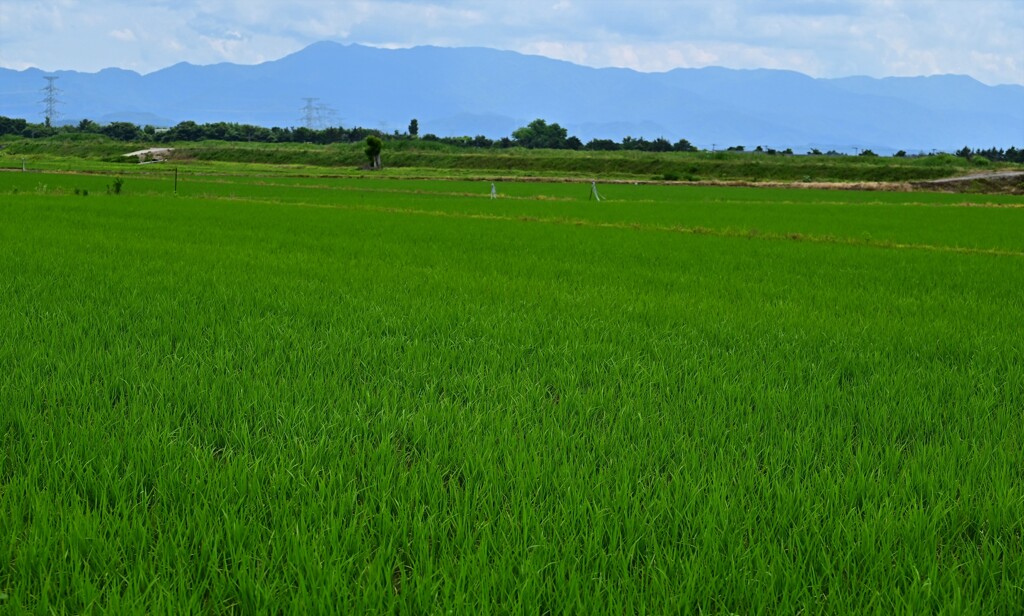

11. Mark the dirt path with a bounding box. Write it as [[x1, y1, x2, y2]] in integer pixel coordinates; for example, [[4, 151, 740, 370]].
[[910, 170, 1024, 194], [921, 170, 1024, 184]]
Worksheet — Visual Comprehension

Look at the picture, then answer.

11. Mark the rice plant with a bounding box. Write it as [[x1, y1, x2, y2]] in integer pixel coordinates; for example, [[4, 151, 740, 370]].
[[1, 173, 1021, 613]]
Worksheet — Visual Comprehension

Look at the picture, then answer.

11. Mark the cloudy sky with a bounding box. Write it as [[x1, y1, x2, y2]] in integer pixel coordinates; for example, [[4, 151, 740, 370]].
[[1, 0, 1021, 84]]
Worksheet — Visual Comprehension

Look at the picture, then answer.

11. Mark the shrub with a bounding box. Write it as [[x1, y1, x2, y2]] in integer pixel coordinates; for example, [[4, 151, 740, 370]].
[[107, 177, 124, 195]]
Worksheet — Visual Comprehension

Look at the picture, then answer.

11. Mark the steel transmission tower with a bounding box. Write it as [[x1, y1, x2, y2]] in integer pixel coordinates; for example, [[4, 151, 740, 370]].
[[41, 76, 61, 127], [299, 97, 337, 129], [300, 98, 320, 128]]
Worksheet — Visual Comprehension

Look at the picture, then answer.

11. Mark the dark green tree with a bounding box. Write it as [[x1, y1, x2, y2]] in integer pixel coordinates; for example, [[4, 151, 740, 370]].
[[365, 135, 383, 170], [77, 119, 101, 133], [167, 121, 202, 141], [673, 138, 698, 152], [408, 118, 419, 138], [0, 116, 28, 136], [512, 119, 570, 149], [621, 136, 647, 151], [585, 138, 620, 151], [101, 122, 143, 141]]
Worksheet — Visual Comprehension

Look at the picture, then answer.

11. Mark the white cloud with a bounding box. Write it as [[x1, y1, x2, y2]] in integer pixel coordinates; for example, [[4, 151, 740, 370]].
[[0, 0, 1020, 84], [110, 28, 137, 42]]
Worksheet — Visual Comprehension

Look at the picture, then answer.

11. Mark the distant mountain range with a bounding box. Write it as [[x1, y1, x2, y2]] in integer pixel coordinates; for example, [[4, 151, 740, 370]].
[[2, 41, 1022, 153]]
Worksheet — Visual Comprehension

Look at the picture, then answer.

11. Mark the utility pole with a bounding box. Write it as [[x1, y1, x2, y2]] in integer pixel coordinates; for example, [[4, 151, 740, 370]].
[[41, 76, 61, 127]]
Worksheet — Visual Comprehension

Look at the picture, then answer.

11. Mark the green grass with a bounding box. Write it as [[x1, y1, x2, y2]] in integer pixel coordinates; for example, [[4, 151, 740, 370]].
[[3, 135, 1019, 183], [1, 172, 1022, 613]]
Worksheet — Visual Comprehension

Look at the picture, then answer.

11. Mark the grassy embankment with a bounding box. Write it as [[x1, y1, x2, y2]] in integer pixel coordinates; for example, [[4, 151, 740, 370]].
[[1, 170, 1022, 612], [2, 133, 1020, 187]]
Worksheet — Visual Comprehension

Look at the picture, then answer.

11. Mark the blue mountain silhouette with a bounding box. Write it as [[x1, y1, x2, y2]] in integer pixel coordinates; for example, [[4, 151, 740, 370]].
[[2, 41, 1021, 153]]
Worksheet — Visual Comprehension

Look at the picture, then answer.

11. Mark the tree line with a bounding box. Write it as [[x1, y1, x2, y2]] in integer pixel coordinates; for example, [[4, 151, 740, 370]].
[[954, 146, 1024, 164], [0, 116, 390, 145], [1, 115, 1021, 162], [0, 116, 698, 152]]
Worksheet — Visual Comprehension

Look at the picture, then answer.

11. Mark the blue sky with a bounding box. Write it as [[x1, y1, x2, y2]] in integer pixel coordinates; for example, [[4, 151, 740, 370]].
[[1, 0, 1022, 84]]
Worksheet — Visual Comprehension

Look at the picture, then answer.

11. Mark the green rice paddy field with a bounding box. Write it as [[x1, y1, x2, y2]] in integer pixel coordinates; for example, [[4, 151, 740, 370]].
[[1, 170, 1023, 613]]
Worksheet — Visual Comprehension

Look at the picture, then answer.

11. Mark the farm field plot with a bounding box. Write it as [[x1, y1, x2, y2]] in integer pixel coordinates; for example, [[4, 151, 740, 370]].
[[1, 171, 1023, 613]]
